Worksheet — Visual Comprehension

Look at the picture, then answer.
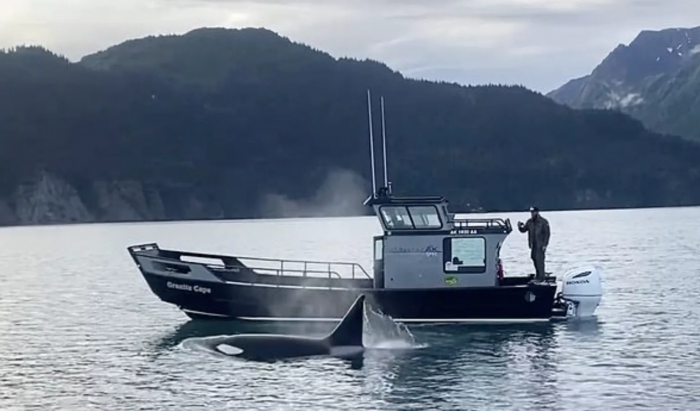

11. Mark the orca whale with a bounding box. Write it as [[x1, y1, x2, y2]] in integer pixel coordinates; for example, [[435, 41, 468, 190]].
[[210, 294, 366, 361]]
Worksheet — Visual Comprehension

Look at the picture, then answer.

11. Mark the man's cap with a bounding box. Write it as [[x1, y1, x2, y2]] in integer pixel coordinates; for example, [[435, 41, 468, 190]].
[[529, 206, 539, 212]]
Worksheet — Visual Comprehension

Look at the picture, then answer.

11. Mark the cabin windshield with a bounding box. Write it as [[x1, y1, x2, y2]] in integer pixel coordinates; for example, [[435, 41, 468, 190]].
[[379, 205, 443, 230]]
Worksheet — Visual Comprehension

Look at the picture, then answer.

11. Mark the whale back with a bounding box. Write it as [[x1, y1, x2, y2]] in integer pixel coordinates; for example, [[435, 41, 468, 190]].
[[212, 294, 366, 360]]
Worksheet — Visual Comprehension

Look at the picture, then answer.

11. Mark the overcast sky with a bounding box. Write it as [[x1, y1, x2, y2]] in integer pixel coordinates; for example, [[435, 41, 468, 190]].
[[1, 0, 698, 93]]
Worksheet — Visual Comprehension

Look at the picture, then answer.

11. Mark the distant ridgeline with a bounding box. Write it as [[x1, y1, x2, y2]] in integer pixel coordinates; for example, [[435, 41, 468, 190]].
[[2, 28, 700, 225], [548, 26, 700, 142]]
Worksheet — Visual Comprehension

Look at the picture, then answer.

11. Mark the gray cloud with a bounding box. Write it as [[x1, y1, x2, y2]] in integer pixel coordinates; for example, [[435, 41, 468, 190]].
[[1, 0, 698, 92]]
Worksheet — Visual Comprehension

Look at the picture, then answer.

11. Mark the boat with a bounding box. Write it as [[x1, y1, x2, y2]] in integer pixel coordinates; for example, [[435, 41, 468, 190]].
[[127, 90, 603, 324]]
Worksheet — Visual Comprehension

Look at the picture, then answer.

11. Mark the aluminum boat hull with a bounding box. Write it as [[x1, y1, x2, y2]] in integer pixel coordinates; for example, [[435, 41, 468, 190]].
[[141, 271, 560, 323]]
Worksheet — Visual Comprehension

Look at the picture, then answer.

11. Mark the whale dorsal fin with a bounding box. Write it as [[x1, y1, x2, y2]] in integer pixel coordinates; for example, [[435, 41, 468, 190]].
[[324, 294, 365, 347]]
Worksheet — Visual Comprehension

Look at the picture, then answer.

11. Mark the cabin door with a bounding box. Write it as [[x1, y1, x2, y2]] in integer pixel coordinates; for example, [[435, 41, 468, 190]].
[[373, 236, 385, 289]]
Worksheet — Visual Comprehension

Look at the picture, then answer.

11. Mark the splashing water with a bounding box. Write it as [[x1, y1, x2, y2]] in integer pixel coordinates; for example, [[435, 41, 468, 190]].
[[362, 302, 427, 350]]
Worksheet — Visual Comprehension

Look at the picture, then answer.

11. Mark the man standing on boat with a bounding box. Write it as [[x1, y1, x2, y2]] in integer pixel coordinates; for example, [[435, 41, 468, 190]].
[[517, 206, 551, 282]]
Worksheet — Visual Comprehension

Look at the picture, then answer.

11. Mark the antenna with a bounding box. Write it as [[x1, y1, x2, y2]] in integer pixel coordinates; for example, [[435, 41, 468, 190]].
[[367, 89, 377, 194], [380, 96, 389, 188]]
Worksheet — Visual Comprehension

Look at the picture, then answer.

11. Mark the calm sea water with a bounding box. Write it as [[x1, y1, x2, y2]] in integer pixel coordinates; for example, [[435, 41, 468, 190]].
[[1, 207, 700, 410]]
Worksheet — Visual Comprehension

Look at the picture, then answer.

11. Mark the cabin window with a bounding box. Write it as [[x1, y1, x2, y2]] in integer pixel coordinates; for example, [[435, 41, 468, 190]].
[[443, 237, 487, 274], [374, 238, 383, 261], [380, 205, 442, 230], [407, 206, 442, 229], [379, 206, 413, 229], [151, 261, 192, 274], [442, 205, 452, 222]]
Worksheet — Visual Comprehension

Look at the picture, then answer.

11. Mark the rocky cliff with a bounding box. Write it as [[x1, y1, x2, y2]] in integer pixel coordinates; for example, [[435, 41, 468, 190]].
[[0, 171, 227, 225], [548, 26, 700, 141]]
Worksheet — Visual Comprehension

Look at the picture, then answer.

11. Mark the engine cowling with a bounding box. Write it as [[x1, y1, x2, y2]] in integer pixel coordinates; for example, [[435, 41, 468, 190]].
[[560, 266, 603, 318]]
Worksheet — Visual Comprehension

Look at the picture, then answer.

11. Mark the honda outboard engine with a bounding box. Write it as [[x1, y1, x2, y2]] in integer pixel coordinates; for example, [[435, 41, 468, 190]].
[[559, 266, 603, 318]]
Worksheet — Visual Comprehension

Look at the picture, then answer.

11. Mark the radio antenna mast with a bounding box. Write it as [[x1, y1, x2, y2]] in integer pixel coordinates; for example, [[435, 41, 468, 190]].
[[366, 89, 377, 195], [380, 95, 389, 190]]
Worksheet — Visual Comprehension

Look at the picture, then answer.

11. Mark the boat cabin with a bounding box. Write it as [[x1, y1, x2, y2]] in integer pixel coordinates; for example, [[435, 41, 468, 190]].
[[365, 187, 512, 290]]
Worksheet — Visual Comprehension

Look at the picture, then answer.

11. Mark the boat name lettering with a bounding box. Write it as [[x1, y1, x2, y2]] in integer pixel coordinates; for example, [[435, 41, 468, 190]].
[[565, 280, 589, 285], [424, 245, 439, 257], [387, 246, 441, 257], [167, 281, 212, 294]]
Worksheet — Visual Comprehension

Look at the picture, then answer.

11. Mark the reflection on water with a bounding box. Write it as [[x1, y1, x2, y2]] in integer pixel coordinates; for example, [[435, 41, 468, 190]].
[[149, 317, 599, 410], [373, 323, 562, 410], [154, 299, 426, 355], [1, 207, 700, 410]]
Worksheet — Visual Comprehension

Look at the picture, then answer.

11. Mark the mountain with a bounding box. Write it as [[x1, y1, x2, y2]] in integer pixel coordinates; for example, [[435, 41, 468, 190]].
[[2, 28, 700, 226], [547, 26, 700, 141]]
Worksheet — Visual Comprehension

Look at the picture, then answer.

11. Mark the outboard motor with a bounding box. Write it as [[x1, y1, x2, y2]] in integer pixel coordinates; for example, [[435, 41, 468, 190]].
[[559, 266, 603, 318]]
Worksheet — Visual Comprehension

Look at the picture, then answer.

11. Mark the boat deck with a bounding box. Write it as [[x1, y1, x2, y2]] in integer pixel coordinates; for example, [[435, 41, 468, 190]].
[[128, 243, 375, 289], [128, 243, 555, 290]]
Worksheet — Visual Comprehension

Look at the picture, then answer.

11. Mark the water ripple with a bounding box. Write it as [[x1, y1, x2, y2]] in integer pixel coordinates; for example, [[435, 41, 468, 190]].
[[1, 208, 700, 410]]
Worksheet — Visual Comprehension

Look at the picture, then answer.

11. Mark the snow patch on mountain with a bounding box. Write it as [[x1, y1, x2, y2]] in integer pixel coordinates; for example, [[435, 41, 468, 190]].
[[604, 90, 644, 109]]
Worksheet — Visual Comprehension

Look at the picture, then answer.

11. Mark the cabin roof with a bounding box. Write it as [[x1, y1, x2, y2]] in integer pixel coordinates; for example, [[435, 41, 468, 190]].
[[363, 194, 447, 207]]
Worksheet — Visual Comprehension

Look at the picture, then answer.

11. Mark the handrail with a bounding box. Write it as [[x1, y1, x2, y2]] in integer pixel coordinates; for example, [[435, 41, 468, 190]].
[[128, 243, 372, 280], [220, 257, 369, 280], [452, 217, 509, 227], [228, 254, 368, 269], [450, 217, 512, 233], [233, 266, 344, 279]]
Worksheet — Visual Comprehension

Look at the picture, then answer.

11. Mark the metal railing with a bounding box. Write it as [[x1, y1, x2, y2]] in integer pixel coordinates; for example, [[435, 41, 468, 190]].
[[230, 256, 371, 281], [451, 218, 512, 234], [128, 243, 373, 281], [182, 254, 372, 281], [453, 218, 509, 228]]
